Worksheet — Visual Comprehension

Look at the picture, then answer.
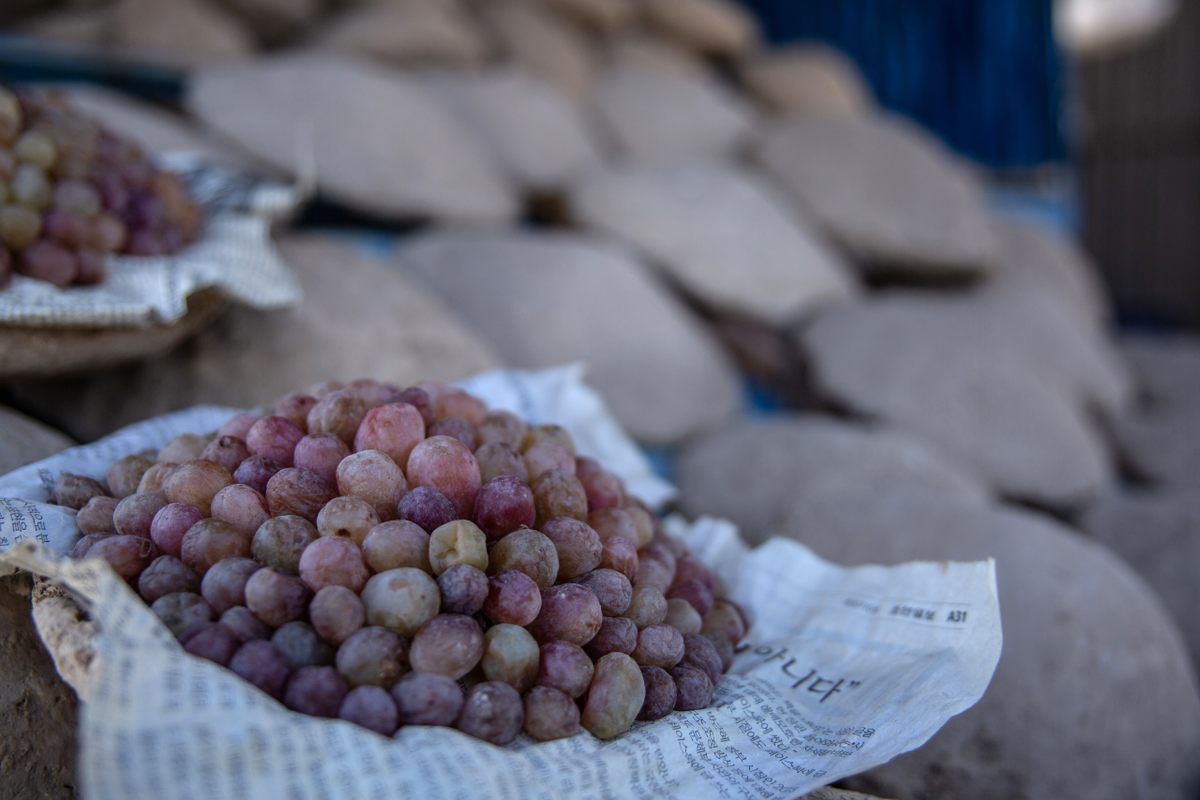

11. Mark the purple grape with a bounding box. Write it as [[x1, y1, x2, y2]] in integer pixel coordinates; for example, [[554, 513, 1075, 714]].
[[232, 456, 282, 495], [601, 535, 638, 583], [632, 624, 685, 669], [272, 621, 335, 669], [540, 517, 602, 581], [390, 672, 463, 727], [437, 564, 488, 615], [151, 592, 213, 637], [682, 633, 723, 686], [671, 665, 714, 711], [483, 569, 541, 626], [244, 568, 310, 627], [573, 568, 632, 616], [285, 665, 348, 717], [704, 631, 735, 674], [536, 641, 594, 699], [179, 623, 240, 665], [220, 606, 271, 643], [339, 685, 399, 735], [408, 614, 484, 680], [575, 456, 623, 511], [396, 486, 456, 533], [523, 686, 581, 741], [89, 534, 157, 580], [200, 557, 261, 614], [19, 240, 76, 287], [229, 640, 292, 700], [137, 555, 199, 604], [528, 583, 602, 646], [112, 491, 167, 538], [456, 682, 523, 745], [298, 535, 369, 593], [265, 468, 335, 522], [406, 436, 481, 519], [309, 585, 365, 646], [293, 433, 350, 486], [667, 579, 714, 619], [584, 616, 637, 659], [472, 476, 535, 542], [637, 665, 677, 721]]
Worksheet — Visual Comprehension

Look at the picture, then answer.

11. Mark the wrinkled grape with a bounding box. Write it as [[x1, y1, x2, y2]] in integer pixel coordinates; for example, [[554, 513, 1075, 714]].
[[76, 495, 119, 534], [232, 456, 281, 495], [335, 449, 406, 522], [138, 462, 177, 494], [409, 614, 484, 679], [199, 556, 260, 614], [362, 520, 430, 573], [483, 569, 541, 626], [396, 486, 456, 534], [523, 686, 580, 741], [532, 469, 587, 526], [106, 454, 152, 499], [600, 535, 638, 583], [480, 624, 539, 691], [200, 436, 250, 475], [540, 517, 602, 581], [70, 532, 112, 559], [137, 555, 198, 603], [152, 592, 213, 637], [457, 682, 523, 745], [336, 626, 408, 688], [229, 640, 291, 700], [220, 606, 270, 643], [633, 624, 684, 669], [474, 442, 528, 484], [285, 665, 347, 717], [244, 567, 310, 627], [528, 583, 602, 645], [315, 495, 379, 545], [665, 598, 702, 635], [671, 664, 714, 711], [164, 460, 231, 516], [272, 621, 335, 669], [354, 403, 425, 467], [181, 519, 250, 575], [89, 534, 156, 579], [581, 653, 644, 740], [390, 671, 462, 727], [309, 585, 365, 646], [360, 568, 440, 636], [584, 616, 637, 659], [53, 472, 107, 510], [637, 665, 677, 721], [472, 476, 535, 541], [251, 514, 317, 574], [574, 569, 632, 616], [112, 490, 167, 538], [307, 391, 368, 444], [682, 633, 725, 685], [436, 564, 488, 615], [428, 520, 488, 575], [339, 685, 398, 735], [406, 436, 481, 518], [180, 622, 240, 665], [626, 587, 667, 629], [477, 411, 526, 449], [293, 433, 349, 486], [149, 502, 203, 558], [209, 484, 269, 536], [265, 468, 335, 522]]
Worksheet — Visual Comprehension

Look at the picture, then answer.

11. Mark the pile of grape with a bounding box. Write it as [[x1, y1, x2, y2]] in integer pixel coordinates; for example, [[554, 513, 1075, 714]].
[[0, 86, 202, 289], [56, 379, 747, 744]]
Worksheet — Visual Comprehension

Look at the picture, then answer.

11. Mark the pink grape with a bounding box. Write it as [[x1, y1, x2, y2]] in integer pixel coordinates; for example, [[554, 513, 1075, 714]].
[[622, 504, 656, 548], [336, 450, 406, 521], [702, 600, 748, 645], [600, 535, 638, 583], [704, 631, 735, 673], [265, 468, 335, 522], [632, 624, 685, 669], [89, 534, 157, 580], [427, 417, 477, 450], [70, 533, 112, 559], [113, 490, 168, 538], [527, 583, 602, 646], [180, 519, 250, 575], [436, 564, 488, 615], [200, 436, 250, 474], [432, 389, 485, 425], [668, 579, 714, 619], [408, 614, 484, 679], [149, 503, 204, 557], [362, 520, 430, 573], [273, 394, 317, 432], [307, 390, 368, 444], [390, 672, 462, 726], [137, 555, 199, 604], [405, 435, 481, 518], [309, 585, 365, 646], [232, 456, 282, 495], [575, 456, 623, 511], [540, 517, 602, 581], [537, 641, 594, 699], [244, 568, 310, 627], [474, 442, 529, 484], [298, 536, 369, 593], [573, 568, 632, 616], [634, 556, 674, 594], [456, 682, 523, 745], [293, 433, 350, 486], [246, 416, 303, 468], [200, 556, 261, 614], [218, 413, 260, 441], [523, 440, 574, 483], [483, 570, 541, 626], [210, 484, 269, 536], [682, 633, 725, 685], [353, 403, 425, 467], [472, 476, 535, 541], [523, 686, 580, 741]]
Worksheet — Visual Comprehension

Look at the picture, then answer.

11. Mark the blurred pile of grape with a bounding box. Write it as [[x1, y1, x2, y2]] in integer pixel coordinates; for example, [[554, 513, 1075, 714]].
[[0, 86, 201, 289], [55, 377, 747, 743]]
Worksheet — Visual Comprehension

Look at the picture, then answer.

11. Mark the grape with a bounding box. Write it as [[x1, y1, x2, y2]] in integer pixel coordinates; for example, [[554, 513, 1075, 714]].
[[293, 433, 350, 486], [427, 520, 488, 575], [626, 587, 667, 629], [181, 519, 250, 575], [285, 666, 348, 717], [353, 403, 425, 467], [539, 517, 602, 581], [298, 536, 369, 593], [523, 440, 574, 483], [272, 621, 335, 669], [73, 249, 104, 285], [532, 470, 587, 526], [701, 600, 748, 645], [432, 389, 486, 425], [336, 626, 409, 688], [245, 416, 303, 467], [634, 557, 674, 594], [12, 164, 52, 210], [90, 214, 126, 252], [408, 614, 484, 679], [573, 569, 632, 616], [315, 495, 379, 545], [252, 515, 317, 574], [396, 486, 456, 533], [306, 391, 368, 444], [393, 387, 434, 427], [472, 476, 535, 541], [149, 502, 203, 558], [406, 436, 481, 518], [581, 653, 644, 740], [42, 210, 84, 249], [232, 456, 282, 495], [622, 504, 656, 549], [633, 624, 685, 669], [456, 682, 523, 745], [76, 495, 119, 534], [672, 554, 716, 591], [483, 569, 541, 626], [668, 579, 714, 619], [70, 533, 111, 559], [137, 463, 177, 494], [427, 417, 478, 450], [0, 204, 41, 250], [536, 641, 594, 698], [244, 567, 310, 627], [345, 378, 395, 407], [200, 436, 250, 475], [112, 491, 167, 538], [220, 606, 271, 643], [229, 640, 291, 700], [218, 413, 260, 441], [523, 424, 576, 456], [137, 555, 199, 604], [488, 528, 558, 589], [265, 467, 335, 522], [106, 454, 153, 499], [272, 394, 316, 432], [18, 238, 74, 285], [151, 592, 213, 637], [339, 685, 399, 735], [588, 508, 637, 543], [436, 564, 488, 615], [474, 442, 529, 484], [390, 672, 463, 727], [703, 631, 735, 674], [53, 472, 108, 510], [157, 433, 208, 465], [477, 411, 527, 448], [14, 131, 57, 170], [209, 484, 269, 536], [180, 623, 240, 665], [89, 534, 157, 580], [362, 520, 430, 573], [200, 557, 261, 614], [360, 568, 440, 636], [163, 460, 232, 516], [665, 598, 702, 635], [600, 535, 638, 583], [671, 665, 714, 711], [575, 456, 623, 511], [309, 585, 365, 646], [528, 583, 602, 645], [306, 379, 344, 399], [523, 686, 580, 741], [681, 633, 723, 686], [584, 616, 637, 659], [480, 624, 539, 691], [637, 666, 677, 721], [336, 450, 406, 521]]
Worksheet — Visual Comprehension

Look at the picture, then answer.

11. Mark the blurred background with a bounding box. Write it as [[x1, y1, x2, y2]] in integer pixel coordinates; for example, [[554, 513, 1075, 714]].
[[0, 0, 1198, 799]]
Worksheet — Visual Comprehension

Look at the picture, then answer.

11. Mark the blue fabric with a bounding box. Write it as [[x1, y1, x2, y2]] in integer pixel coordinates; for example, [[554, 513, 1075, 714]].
[[740, 0, 1066, 169]]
